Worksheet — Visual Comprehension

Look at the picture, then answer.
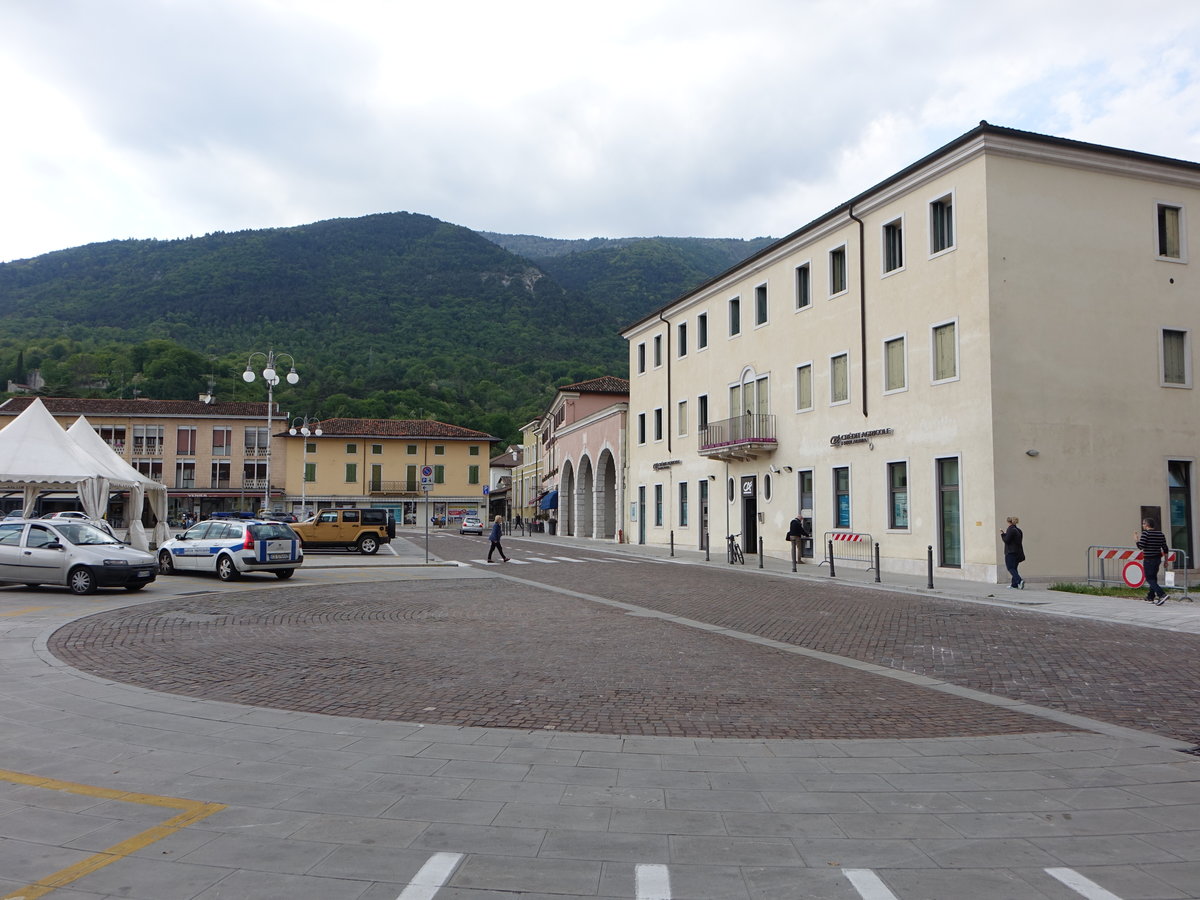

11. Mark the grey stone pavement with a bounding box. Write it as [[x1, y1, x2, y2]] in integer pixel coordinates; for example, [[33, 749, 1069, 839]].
[[0, 531, 1198, 899]]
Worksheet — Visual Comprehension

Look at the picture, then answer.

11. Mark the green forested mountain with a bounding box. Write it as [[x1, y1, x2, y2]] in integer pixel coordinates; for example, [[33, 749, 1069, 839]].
[[0, 213, 771, 444]]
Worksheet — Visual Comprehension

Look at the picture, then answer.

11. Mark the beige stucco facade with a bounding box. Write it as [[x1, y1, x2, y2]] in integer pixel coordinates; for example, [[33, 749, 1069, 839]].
[[623, 124, 1200, 583]]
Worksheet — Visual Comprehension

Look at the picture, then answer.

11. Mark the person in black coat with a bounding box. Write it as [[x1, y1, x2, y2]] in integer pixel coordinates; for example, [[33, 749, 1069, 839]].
[[786, 515, 809, 566], [1000, 516, 1025, 589], [487, 515, 510, 563]]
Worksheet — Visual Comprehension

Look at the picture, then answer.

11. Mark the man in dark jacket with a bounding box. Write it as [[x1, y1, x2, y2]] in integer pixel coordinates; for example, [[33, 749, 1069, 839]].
[[1136, 518, 1169, 605], [1000, 516, 1024, 589], [786, 515, 809, 566]]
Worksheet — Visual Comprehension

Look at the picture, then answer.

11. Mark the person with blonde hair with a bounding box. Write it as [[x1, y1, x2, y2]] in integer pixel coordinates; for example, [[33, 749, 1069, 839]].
[[1000, 516, 1024, 589], [487, 514, 510, 563]]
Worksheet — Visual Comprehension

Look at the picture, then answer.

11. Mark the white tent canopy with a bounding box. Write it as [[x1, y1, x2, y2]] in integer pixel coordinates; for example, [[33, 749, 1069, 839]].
[[68, 416, 170, 550], [0, 398, 163, 551]]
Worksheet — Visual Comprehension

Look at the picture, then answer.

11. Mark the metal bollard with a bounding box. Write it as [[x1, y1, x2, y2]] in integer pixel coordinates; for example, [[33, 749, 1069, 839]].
[[926, 545, 934, 589], [670, 531, 675, 557], [874, 542, 881, 583], [828, 540, 836, 577], [758, 535, 764, 568]]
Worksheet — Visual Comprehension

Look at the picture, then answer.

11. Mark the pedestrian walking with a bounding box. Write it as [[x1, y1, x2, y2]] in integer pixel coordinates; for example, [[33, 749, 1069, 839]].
[[1136, 517, 1170, 605], [1000, 516, 1025, 588], [487, 514, 510, 563], [786, 514, 809, 566]]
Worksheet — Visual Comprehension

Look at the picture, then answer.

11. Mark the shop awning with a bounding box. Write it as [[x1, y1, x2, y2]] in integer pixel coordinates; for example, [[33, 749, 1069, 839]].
[[539, 489, 558, 510]]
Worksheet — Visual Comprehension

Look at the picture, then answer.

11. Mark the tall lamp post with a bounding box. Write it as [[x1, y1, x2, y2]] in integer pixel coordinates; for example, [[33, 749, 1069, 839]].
[[289, 416, 322, 519], [242, 349, 299, 513]]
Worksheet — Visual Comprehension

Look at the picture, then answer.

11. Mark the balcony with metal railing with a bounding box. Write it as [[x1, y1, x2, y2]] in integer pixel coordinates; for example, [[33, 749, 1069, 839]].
[[698, 413, 778, 460]]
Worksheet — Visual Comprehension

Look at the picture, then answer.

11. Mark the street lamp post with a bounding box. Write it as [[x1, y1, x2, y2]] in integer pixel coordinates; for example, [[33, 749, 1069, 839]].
[[289, 416, 322, 519], [242, 349, 299, 513]]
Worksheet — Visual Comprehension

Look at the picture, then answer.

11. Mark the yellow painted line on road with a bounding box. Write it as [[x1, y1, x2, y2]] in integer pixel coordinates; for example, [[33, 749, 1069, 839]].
[[0, 769, 226, 900], [0, 606, 49, 616]]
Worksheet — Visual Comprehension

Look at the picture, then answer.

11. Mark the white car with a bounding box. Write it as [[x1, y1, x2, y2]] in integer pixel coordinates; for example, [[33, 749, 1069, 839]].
[[158, 519, 303, 581], [0, 519, 157, 594], [459, 516, 484, 535], [38, 510, 116, 536]]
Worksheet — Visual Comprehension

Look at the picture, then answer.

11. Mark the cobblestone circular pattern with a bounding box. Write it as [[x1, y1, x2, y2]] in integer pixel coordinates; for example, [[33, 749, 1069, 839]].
[[49, 578, 1064, 739]]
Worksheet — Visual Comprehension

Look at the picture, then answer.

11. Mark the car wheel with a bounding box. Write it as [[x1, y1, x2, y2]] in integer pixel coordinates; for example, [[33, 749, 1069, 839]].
[[216, 555, 240, 581], [124, 583, 147, 591], [158, 551, 175, 575], [274, 568, 295, 580], [68, 567, 97, 595], [358, 535, 379, 555]]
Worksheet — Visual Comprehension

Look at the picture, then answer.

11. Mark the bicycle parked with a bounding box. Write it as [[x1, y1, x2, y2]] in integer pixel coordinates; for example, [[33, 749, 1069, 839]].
[[726, 533, 745, 565]]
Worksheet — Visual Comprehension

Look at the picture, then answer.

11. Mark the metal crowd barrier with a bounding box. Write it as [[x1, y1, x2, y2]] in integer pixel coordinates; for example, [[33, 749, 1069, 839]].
[[1087, 545, 1193, 600], [820, 531, 876, 573]]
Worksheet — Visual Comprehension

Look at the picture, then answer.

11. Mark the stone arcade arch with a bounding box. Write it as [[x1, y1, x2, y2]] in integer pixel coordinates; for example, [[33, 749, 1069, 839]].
[[559, 459, 575, 536], [595, 448, 618, 540], [575, 455, 595, 538]]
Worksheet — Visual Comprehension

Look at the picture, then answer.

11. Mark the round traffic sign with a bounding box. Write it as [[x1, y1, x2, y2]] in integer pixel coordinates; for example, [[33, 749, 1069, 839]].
[[1122, 560, 1145, 588], [421, 465, 433, 478]]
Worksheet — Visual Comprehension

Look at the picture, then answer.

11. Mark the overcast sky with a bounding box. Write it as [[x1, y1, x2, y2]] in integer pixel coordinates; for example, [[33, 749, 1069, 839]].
[[3, 0, 1200, 263]]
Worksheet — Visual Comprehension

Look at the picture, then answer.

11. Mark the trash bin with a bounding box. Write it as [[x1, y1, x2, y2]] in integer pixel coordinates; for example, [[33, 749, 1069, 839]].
[[548, 520, 557, 535]]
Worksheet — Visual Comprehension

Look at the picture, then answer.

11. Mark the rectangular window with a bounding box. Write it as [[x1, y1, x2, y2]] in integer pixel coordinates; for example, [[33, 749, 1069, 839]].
[[697, 313, 708, 349], [677, 399, 688, 436], [677, 321, 688, 357], [637, 412, 647, 445], [796, 363, 813, 411], [1158, 203, 1183, 259], [174, 461, 195, 489], [931, 194, 955, 254], [176, 427, 196, 456], [407, 444, 418, 455], [406, 464, 417, 490], [795, 263, 811, 310], [303, 462, 315, 484], [729, 297, 741, 336], [833, 466, 850, 528], [243, 427, 268, 457], [211, 427, 231, 457], [933, 321, 958, 382], [345, 463, 357, 483], [830, 246, 847, 295], [468, 465, 480, 485], [653, 334, 663, 367], [884, 336, 906, 392], [372, 444, 383, 455], [132, 425, 164, 456], [679, 481, 689, 527], [434, 445, 445, 455], [211, 460, 230, 489], [434, 464, 445, 484], [883, 219, 904, 273], [653, 408, 663, 441], [755, 283, 768, 325], [697, 394, 709, 431], [830, 353, 849, 404], [637, 342, 646, 374], [1163, 328, 1190, 386], [469, 445, 480, 456], [345, 443, 358, 455], [888, 461, 908, 529], [937, 457, 962, 567], [654, 484, 663, 527]]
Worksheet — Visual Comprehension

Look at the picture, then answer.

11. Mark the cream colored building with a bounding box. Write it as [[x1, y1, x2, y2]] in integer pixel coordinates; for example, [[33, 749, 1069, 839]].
[[279, 418, 498, 525], [622, 122, 1200, 583]]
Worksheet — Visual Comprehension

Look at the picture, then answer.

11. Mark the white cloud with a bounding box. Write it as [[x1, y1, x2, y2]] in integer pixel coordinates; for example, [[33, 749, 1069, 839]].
[[3, 0, 1200, 261]]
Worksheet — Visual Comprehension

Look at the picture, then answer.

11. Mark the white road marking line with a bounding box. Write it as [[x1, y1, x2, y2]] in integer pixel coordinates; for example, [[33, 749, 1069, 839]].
[[551, 556, 586, 562], [396, 852, 464, 900], [844, 869, 899, 900], [635, 863, 671, 900], [1045, 868, 1124, 899]]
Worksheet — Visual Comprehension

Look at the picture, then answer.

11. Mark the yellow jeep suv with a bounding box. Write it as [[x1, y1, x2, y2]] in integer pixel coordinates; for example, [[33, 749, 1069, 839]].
[[291, 508, 395, 554]]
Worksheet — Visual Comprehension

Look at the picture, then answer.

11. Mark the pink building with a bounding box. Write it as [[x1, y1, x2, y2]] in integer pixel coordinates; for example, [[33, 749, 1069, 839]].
[[538, 377, 628, 541]]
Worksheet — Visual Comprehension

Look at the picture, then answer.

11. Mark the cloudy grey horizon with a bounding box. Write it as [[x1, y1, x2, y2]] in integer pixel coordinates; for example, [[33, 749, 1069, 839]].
[[3, 0, 1200, 264]]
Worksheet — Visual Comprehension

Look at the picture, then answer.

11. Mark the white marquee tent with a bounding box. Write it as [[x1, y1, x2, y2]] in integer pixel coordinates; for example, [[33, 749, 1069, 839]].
[[0, 398, 166, 550]]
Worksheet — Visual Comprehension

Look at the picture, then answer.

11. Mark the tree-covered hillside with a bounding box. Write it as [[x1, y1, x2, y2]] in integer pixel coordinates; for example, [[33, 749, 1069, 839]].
[[0, 213, 772, 444]]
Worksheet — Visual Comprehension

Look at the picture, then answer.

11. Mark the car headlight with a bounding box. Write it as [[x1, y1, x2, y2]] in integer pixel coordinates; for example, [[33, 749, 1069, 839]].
[[102, 559, 130, 566]]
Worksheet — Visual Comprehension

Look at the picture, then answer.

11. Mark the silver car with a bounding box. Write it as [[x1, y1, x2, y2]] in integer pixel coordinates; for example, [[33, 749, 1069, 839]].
[[158, 519, 303, 581], [0, 519, 157, 594]]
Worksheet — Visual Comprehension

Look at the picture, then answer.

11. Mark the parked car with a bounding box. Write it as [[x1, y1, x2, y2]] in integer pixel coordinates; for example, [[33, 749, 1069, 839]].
[[0, 519, 157, 594], [459, 516, 484, 535], [157, 519, 303, 581], [38, 510, 116, 536], [290, 508, 394, 554]]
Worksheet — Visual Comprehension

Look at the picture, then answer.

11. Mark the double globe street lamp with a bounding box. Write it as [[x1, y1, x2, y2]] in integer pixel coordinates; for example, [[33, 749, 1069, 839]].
[[242, 350, 299, 513], [289, 416, 322, 520]]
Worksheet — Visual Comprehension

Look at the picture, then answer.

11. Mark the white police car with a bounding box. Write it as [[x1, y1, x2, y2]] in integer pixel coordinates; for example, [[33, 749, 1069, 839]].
[[158, 518, 303, 581]]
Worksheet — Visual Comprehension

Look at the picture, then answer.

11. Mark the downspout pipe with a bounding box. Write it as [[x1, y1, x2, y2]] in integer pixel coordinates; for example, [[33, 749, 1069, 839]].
[[847, 205, 868, 418]]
